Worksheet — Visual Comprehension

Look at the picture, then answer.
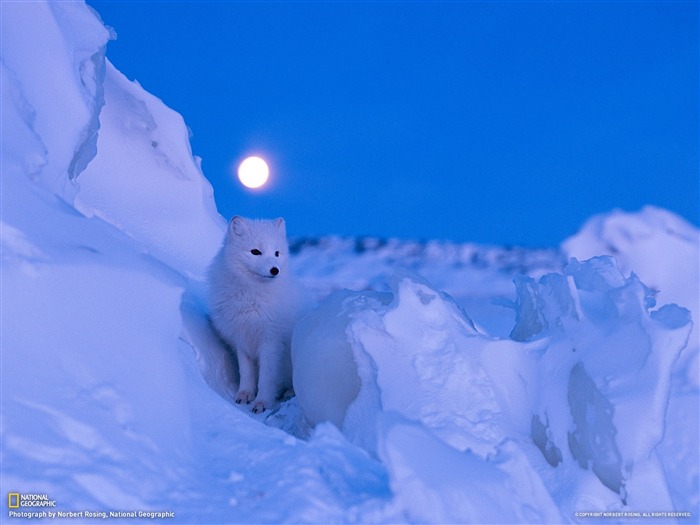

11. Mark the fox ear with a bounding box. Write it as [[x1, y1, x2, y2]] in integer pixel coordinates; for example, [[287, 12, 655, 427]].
[[229, 216, 248, 236], [273, 217, 286, 231]]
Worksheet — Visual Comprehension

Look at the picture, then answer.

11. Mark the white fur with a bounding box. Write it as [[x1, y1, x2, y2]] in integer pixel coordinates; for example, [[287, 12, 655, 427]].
[[207, 216, 306, 413]]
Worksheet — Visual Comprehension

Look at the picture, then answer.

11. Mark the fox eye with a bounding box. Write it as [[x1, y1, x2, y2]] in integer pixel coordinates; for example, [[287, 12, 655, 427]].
[[275, 251, 280, 257], [250, 249, 262, 256]]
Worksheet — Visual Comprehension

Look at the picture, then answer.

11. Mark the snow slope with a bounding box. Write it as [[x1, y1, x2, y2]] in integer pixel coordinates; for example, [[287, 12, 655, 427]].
[[2, 4, 389, 523], [2, 2, 698, 523], [563, 207, 700, 515]]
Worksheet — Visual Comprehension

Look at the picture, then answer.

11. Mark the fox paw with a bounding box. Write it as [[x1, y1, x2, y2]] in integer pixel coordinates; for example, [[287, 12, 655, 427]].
[[252, 401, 266, 414], [281, 388, 295, 401], [235, 390, 254, 405]]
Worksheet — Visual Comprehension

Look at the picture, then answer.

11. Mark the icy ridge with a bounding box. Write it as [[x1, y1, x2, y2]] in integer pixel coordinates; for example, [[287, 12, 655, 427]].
[[563, 207, 700, 514], [74, 59, 225, 280], [1, 1, 112, 200], [293, 257, 693, 521]]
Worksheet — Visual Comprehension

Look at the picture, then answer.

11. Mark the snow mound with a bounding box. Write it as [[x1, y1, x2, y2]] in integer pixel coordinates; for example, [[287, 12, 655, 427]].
[[2, 3, 392, 523], [293, 258, 693, 519], [563, 206, 699, 378], [1, 1, 111, 199], [564, 207, 700, 514], [75, 60, 224, 280], [290, 236, 566, 338]]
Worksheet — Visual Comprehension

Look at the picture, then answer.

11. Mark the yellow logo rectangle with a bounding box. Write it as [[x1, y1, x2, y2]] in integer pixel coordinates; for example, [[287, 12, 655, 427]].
[[8, 493, 20, 508]]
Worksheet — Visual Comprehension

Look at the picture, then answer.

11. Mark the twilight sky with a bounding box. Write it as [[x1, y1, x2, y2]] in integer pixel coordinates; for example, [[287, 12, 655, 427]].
[[88, 1, 698, 247]]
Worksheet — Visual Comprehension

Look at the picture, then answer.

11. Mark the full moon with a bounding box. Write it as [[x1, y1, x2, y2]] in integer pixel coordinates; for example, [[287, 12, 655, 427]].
[[237, 156, 270, 189]]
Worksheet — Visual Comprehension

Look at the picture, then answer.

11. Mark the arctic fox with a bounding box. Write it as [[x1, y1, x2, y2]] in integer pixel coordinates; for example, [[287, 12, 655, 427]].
[[208, 216, 306, 413]]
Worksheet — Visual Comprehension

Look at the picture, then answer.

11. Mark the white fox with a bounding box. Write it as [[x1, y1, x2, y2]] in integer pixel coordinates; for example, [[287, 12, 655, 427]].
[[207, 216, 306, 413]]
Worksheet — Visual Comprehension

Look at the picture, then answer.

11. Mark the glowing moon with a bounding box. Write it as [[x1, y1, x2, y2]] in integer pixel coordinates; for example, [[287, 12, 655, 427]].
[[237, 156, 270, 189]]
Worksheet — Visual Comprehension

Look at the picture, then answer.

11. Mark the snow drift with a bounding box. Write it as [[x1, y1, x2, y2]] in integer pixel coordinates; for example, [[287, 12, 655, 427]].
[[2, 1, 698, 523], [293, 258, 692, 521], [2, 3, 388, 523]]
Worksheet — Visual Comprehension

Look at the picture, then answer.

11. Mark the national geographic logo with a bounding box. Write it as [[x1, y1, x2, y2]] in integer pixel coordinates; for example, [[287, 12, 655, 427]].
[[7, 493, 57, 508], [7, 493, 176, 521]]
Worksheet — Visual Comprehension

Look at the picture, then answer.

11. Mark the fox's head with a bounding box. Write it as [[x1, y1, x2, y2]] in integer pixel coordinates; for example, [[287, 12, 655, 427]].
[[225, 216, 289, 280]]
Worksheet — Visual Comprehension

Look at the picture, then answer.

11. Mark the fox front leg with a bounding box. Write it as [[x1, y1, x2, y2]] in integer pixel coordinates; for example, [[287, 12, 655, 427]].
[[235, 350, 257, 405], [252, 341, 291, 413]]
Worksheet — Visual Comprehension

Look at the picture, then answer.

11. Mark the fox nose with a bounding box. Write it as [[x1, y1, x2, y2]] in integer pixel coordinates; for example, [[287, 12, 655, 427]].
[[270, 267, 279, 276]]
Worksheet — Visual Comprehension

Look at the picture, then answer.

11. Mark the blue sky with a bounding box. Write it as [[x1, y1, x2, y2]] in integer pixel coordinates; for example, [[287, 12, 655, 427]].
[[88, 1, 698, 247]]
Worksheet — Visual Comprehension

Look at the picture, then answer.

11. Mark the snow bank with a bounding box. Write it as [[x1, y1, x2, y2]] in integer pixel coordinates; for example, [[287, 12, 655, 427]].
[[2, 0, 223, 281], [563, 207, 700, 515], [2, 3, 392, 523], [290, 236, 565, 339], [293, 258, 693, 520], [75, 60, 225, 280], [563, 206, 699, 378], [1, 1, 111, 200]]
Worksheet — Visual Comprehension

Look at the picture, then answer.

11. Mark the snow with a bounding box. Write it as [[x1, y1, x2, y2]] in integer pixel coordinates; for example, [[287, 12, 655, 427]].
[[74, 60, 225, 280], [563, 206, 699, 384], [293, 258, 692, 519], [1, 1, 111, 198], [563, 207, 700, 515], [2, 1, 698, 523]]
